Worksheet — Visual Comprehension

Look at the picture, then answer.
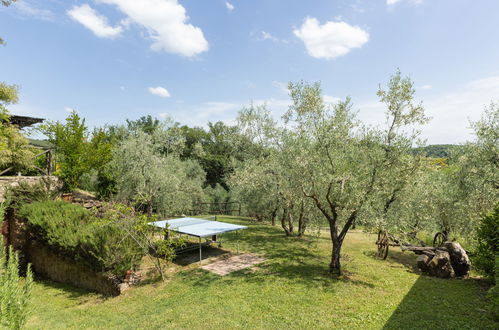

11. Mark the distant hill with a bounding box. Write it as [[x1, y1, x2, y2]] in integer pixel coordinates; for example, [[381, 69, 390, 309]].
[[29, 139, 53, 148], [413, 144, 460, 158]]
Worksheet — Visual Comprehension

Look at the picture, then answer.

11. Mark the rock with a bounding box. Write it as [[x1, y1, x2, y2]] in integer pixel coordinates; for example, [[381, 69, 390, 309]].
[[444, 242, 471, 277], [416, 254, 430, 273], [427, 250, 453, 278], [118, 283, 130, 293]]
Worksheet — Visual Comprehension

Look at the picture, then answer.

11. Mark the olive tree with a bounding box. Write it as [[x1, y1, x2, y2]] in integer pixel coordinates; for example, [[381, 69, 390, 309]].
[[282, 71, 428, 275], [110, 128, 205, 216], [230, 104, 314, 235]]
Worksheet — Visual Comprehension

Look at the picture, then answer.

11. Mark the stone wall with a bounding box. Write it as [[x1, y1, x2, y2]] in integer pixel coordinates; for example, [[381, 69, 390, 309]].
[[0, 176, 59, 202], [26, 241, 121, 296], [2, 207, 127, 296]]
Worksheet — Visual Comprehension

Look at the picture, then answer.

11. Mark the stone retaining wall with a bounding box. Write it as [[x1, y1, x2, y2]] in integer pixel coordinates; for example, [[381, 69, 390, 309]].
[[2, 207, 126, 296], [0, 176, 59, 202], [26, 241, 121, 296]]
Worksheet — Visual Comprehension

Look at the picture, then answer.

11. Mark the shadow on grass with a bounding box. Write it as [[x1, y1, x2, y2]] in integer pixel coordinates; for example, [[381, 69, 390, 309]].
[[382, 275, 496, 329], [34, 278, 106, 302], [363, 249, 419, 274], [173, 246, 230, 266], [174, 223, 374, 289]]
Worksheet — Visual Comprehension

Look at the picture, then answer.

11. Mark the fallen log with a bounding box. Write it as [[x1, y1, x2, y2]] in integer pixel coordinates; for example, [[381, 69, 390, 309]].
[[400, 245, 447, 253], [410, 242, 471, 278]]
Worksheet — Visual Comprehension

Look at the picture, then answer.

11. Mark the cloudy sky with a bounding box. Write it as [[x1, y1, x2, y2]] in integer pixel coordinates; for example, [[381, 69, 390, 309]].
[[1, 0, 498, 144]]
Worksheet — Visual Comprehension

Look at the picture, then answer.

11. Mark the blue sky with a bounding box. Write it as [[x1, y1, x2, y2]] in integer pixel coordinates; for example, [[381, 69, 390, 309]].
[[1, 0, 498, 144]]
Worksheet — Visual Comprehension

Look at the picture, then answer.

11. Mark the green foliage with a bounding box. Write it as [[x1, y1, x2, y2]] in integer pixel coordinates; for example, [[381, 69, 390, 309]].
[[232, 71, 430, 273], [0, 125, 38, 174], [41, 111, 89, 190], [0, 246, 33, 330], [126, 115, 161, 135], [473, 204, 499, 278], [5, 178, 59, 210], [0, 82, 18, 118], [90, 203, 184, 280], [0, 82, 38, 174], [18, 201, 144, 277], [22, 223, 499, 329], [41, 112, 114, 192], [110, 129, 205, 216], [490, 257, 499, 321], [412, 144, 457, 158]]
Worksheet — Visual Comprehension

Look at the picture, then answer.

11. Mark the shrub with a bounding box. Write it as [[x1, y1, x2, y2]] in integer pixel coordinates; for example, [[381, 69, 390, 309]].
[[488, 257, 499, 321], [18, 201, 144, 278], [0, 246, 33, 330], [473, 204, 499, 279], [6, 178, 59, 209]]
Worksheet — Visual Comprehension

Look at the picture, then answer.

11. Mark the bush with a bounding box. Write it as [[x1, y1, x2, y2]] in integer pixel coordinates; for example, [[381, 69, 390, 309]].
[[18, 201, 144, 278], [6, 178, 59, 209], [488, 257, 499, 321], [473, 204, 499, 279], [0, 246, 33, 330]]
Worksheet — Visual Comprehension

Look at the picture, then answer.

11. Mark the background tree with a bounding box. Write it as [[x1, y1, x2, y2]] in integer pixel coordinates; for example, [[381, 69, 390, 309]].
[[0, 82, 37, 174], [110, 129, 205, 216], [278, 71, 428, 275], [41, 111, 89, 190], [230, 104, 314, 235]]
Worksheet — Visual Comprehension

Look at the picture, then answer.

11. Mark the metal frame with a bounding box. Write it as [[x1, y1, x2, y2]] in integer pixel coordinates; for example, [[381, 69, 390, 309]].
[[149, 217, 246, 263]]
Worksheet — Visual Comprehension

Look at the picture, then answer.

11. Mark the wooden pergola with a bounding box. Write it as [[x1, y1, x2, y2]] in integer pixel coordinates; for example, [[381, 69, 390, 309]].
[[0, 114, 53, 176], [7, 115, 45, 129]]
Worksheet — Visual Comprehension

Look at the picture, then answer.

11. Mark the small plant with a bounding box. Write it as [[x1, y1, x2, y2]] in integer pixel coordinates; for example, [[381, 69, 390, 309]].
[[0, 246, 33, 330], [98, 203, 186, 281], [473, 204, 499, 279]]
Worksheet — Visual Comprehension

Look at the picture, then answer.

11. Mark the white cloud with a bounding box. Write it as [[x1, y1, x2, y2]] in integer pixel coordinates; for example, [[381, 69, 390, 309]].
[[64, 107, 77, 113], [324, 95, 341, 104], [387, 0, 424, 6], [258, 31, 288, 43], [420, 84, 432, 90], [67, 4, 123, 39], [272, 81, 288, 94], [14, 1, 54, 21], [293, 17, 369, 59], [98, 0, 208, 57], [261, 31, 277, 41], [148, 86, 171, 98], [225, 1, 234, 11]]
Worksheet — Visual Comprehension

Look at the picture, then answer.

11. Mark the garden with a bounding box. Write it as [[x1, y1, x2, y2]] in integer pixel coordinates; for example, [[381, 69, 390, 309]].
[[1, 69, 497, 329], [0, 1, 498, 327]]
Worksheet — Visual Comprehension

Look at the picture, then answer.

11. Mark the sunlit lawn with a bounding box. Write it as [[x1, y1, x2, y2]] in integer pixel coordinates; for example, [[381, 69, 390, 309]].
[[27, 217, 496, 329]]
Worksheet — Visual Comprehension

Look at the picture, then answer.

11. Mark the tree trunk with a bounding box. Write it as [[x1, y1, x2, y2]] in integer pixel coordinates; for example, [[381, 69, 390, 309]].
[[146, 201, 153, 216], [270, 208, 278, 226], [297, 202, 307, 237], [281, 208, 293, 236], [329, 222, 342, 275], [330, 237, 342, 275], [287, 212, 294, 234]]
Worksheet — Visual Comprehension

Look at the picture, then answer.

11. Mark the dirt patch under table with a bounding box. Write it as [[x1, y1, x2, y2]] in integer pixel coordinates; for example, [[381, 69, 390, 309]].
[[201, 253, 266, 276]]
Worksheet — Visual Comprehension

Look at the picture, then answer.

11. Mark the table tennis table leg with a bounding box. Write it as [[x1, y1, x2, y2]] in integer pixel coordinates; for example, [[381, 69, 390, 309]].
[[199, 236, 202, 263], [236, 230, 239, 254]]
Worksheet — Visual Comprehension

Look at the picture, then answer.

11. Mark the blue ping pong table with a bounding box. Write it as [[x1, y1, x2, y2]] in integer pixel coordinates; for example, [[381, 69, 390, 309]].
[[149, 217, 247, 262]]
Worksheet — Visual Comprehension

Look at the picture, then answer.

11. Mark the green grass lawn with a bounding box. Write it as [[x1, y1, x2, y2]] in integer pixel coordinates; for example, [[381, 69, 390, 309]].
[[27, 217, 496, 329]]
